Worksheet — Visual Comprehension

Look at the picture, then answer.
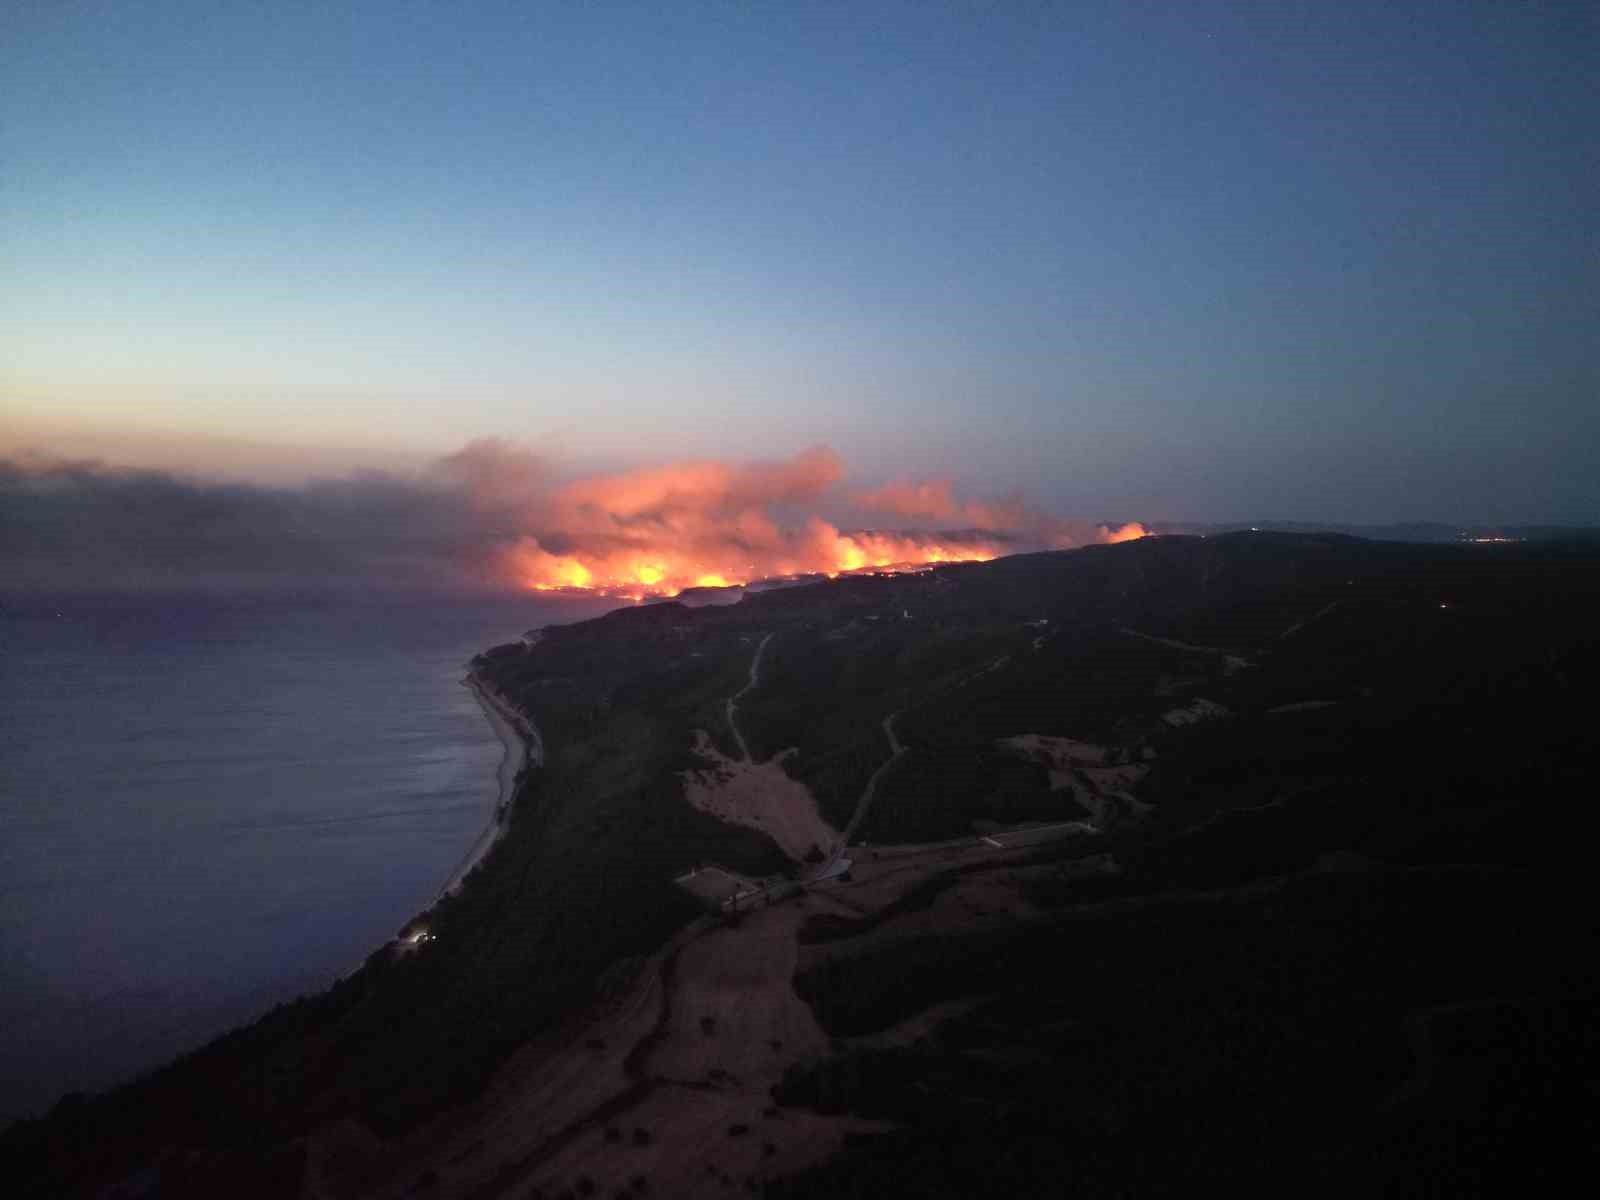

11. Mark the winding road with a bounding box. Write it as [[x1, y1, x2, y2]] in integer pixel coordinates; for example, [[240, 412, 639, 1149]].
[[804, 708, 907, 881], [846, 711, 904, 842], [726, 632, 773, 762], [720, 631, 908, 881]]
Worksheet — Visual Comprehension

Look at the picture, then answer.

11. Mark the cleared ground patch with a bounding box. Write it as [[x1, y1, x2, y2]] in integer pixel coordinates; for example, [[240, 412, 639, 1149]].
[[1000, 734, 1152, 826], [682, 729, 841, 863], [1161, 697, 1231, 727]]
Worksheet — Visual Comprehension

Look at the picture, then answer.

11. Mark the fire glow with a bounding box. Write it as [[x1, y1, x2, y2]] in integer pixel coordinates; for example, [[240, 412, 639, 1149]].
[[505, 519, 1016, 598], [449, 443, 1145, 598]]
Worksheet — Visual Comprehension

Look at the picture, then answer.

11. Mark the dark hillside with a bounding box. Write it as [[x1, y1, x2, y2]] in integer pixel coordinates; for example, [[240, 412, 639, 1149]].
[[4, 534, 1597, 1197]]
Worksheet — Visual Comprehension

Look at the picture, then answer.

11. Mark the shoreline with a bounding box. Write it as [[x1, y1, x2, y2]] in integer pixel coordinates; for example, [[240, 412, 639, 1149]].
[[431, 674, 540, 901]]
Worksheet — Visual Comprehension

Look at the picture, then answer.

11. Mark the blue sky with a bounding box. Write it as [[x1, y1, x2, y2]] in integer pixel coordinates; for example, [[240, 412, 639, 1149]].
[[3, 1, 1595, 521]]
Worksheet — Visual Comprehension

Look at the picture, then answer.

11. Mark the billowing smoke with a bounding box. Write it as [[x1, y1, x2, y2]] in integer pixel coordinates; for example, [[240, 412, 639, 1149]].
[[855, 476, 1145, 550], [491, 446, 1018, 595], [0, 442, 1143, 595], [853, 478, 1029, 529]]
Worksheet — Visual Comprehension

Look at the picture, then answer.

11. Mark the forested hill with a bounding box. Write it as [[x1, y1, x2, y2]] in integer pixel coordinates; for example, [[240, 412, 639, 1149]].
[[6, 532, 1598, 1197]]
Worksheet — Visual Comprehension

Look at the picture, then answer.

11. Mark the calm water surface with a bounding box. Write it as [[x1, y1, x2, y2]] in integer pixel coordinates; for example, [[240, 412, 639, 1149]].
[[0, 589, 612, 1123]]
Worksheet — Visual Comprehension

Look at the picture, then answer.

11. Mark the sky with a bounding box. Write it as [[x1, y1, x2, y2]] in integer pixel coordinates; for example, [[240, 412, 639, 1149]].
[[3, 0, 1596, 527]]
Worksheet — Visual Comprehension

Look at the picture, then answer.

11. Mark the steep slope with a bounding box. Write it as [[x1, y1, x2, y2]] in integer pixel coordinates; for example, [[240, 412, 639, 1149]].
[[5, 534, 1597, 1197]]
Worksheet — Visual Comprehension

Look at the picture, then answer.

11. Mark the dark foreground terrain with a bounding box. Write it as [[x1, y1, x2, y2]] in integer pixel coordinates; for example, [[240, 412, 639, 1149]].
[[5, 532, 1597, 1197]]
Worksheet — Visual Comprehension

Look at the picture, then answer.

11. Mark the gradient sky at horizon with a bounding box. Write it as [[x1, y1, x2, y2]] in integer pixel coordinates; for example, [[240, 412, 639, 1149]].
[[3, 1, 1595, 522]]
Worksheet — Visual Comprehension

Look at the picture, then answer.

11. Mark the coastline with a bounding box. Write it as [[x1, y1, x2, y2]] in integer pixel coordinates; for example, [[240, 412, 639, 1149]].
[[432, 674, 540, 901]]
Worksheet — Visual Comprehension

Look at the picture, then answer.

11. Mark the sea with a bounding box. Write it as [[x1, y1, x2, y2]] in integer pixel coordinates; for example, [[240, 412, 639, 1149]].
[[0, 588, 613, 1125]]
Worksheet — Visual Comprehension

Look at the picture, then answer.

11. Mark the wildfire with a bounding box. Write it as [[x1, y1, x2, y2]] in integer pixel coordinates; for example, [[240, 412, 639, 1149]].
[[512, 525, 1007, 597], [1101, 521, 1148, 544], [459, 442, 1144, 599]]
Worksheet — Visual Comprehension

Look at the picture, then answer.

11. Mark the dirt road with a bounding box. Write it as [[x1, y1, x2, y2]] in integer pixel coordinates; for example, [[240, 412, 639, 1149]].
[[726, 632, 773, 762]]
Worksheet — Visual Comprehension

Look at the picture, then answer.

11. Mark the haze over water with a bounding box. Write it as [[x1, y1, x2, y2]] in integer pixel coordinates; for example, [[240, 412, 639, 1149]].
[[0, 589, 609, 1123]]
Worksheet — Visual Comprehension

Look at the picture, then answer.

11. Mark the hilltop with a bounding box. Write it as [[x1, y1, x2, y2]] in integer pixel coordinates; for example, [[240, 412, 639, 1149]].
[[5, 533, 1597, 1196]]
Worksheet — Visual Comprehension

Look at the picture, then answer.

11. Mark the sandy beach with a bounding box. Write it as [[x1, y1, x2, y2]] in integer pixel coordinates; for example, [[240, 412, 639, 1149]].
[[435, 675, 538, 899]]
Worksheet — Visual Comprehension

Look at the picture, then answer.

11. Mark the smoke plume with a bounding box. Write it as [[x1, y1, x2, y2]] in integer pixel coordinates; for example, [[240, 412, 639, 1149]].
[[0, 443, 1143, 594], [855, 476, 1145, 550]]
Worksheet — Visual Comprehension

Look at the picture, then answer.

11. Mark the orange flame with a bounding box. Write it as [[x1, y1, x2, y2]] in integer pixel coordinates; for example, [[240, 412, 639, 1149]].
[[506, 521, 1006, 597], [473, 446, 1141, 598], [1100, 521, 1148, 543]]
